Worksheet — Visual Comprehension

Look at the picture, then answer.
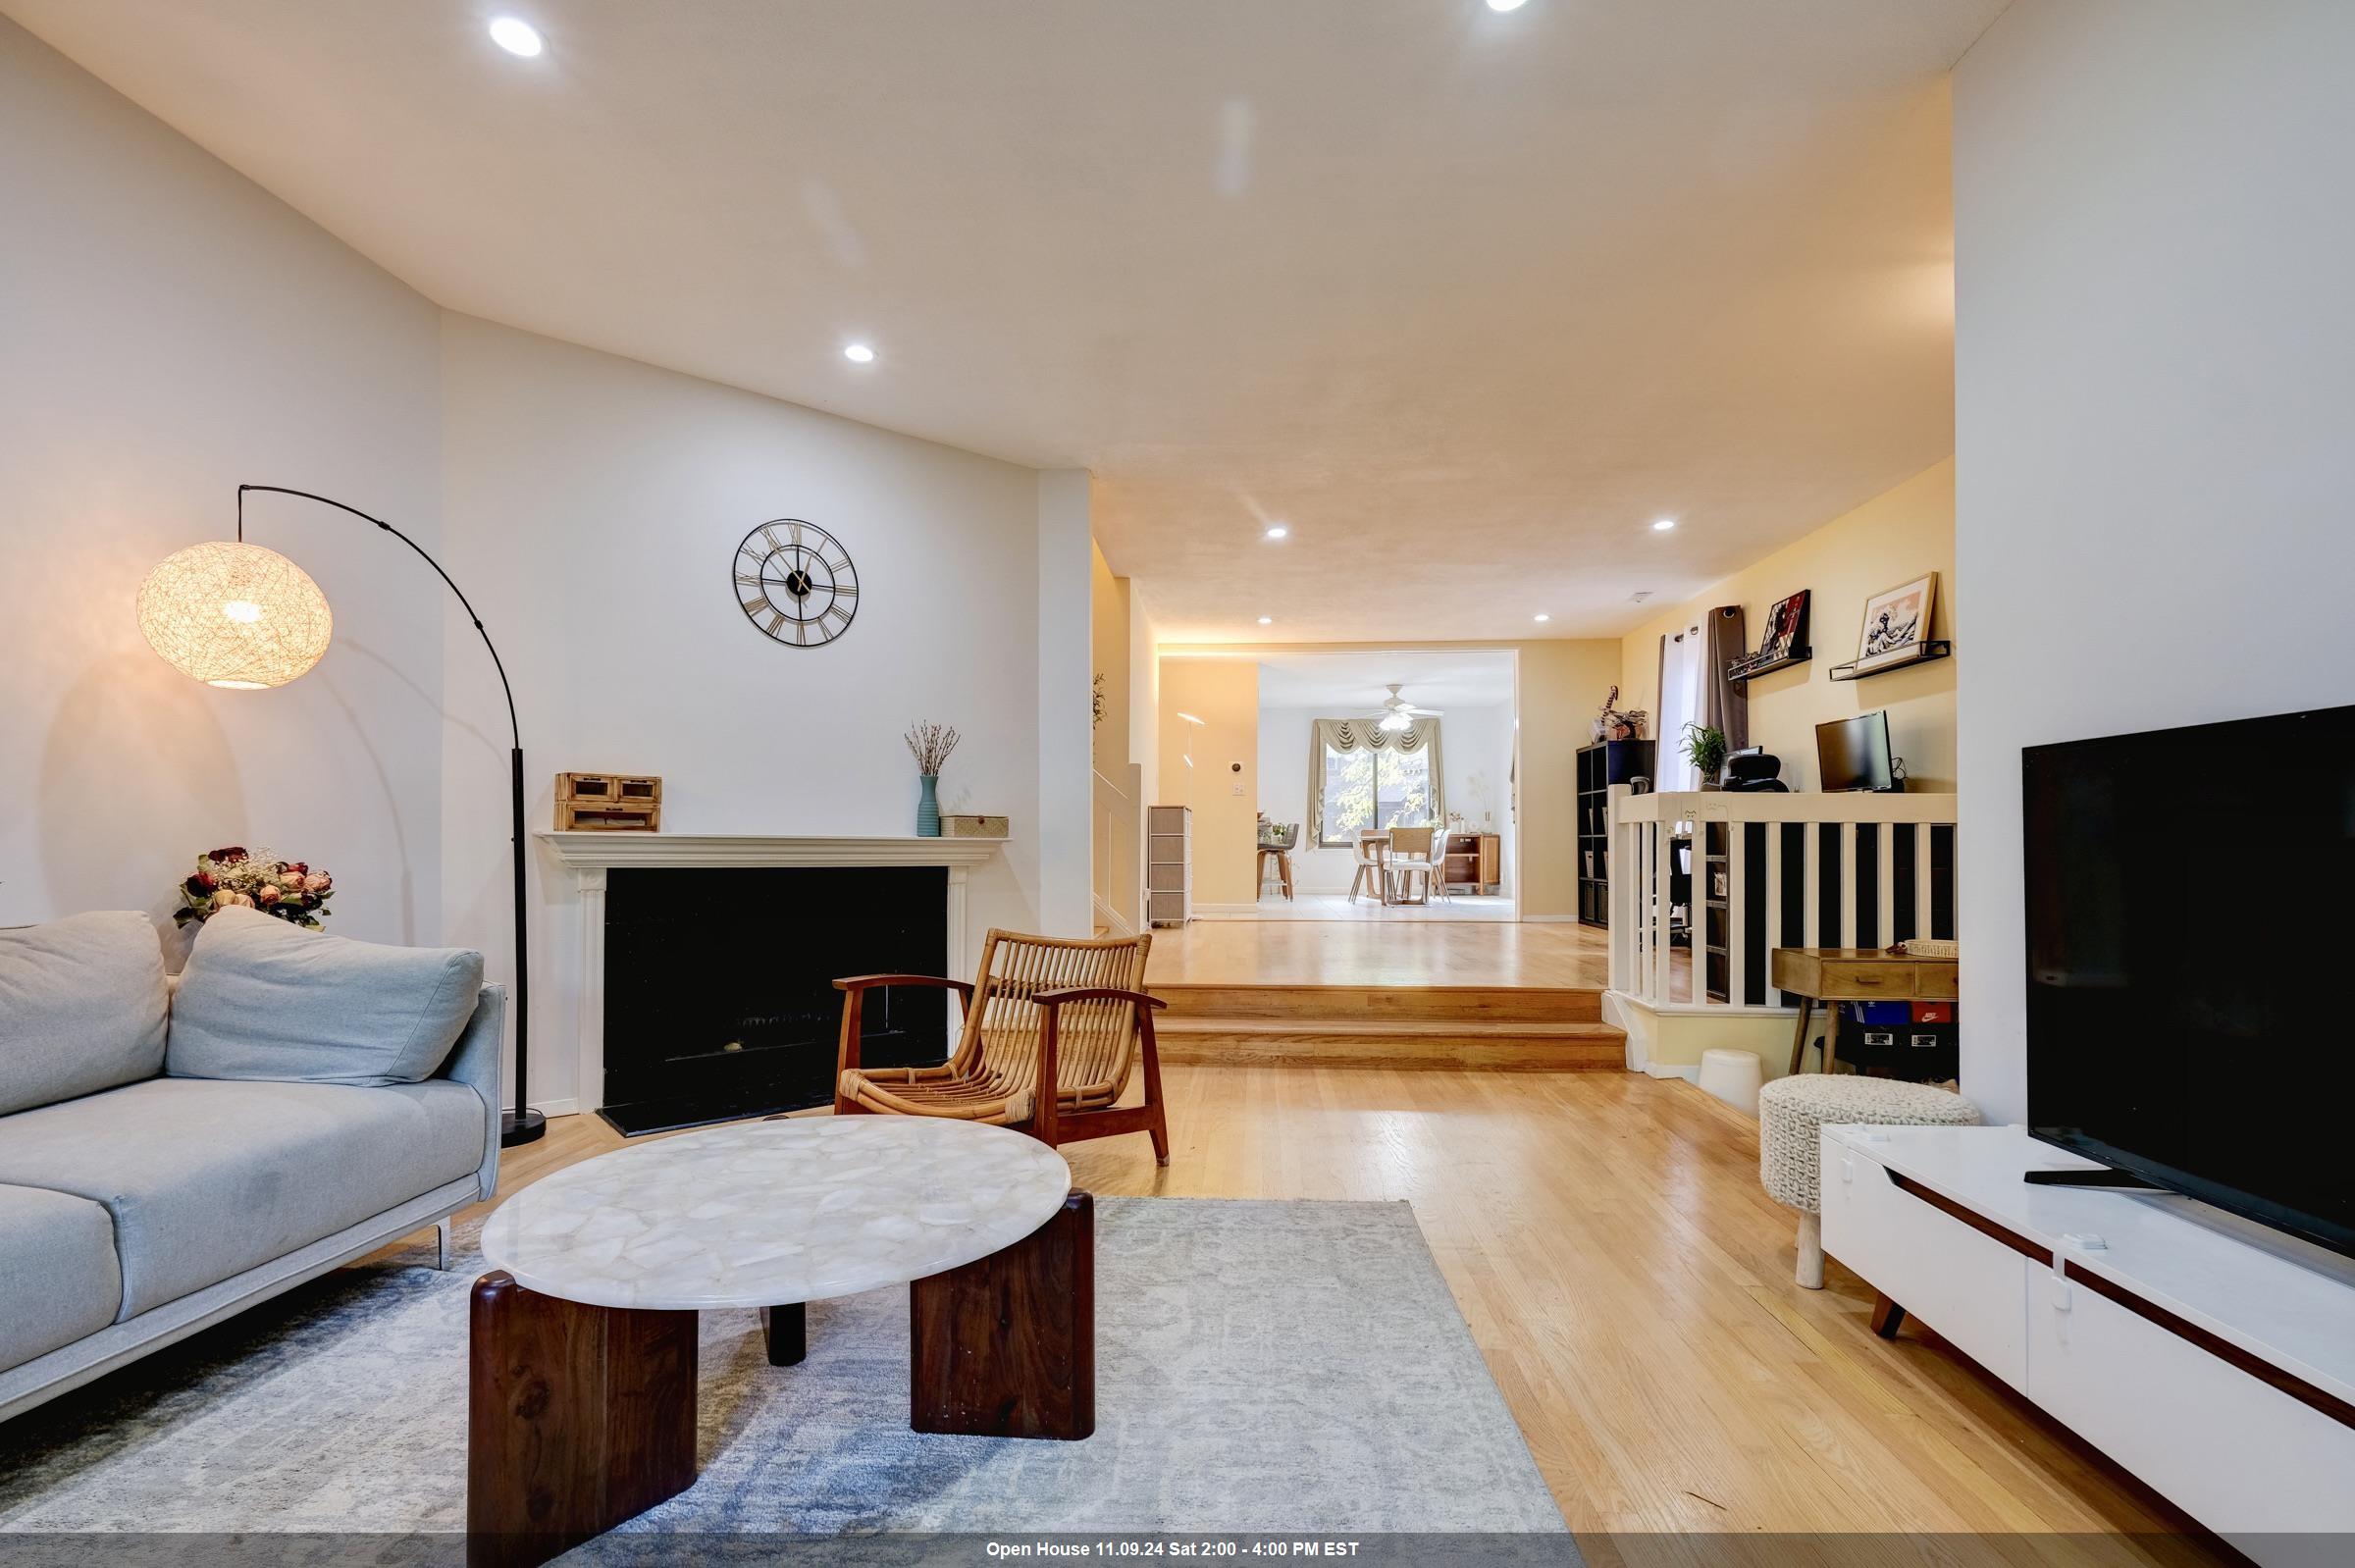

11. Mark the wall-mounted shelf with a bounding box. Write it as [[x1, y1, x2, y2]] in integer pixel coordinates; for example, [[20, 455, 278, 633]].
[[1728, 647, 1812, 684], [1828, 640, 1952, 682]]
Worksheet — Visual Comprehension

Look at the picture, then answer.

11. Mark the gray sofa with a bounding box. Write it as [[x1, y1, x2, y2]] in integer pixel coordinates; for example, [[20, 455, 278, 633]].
[[0, 909, 503, 1423]]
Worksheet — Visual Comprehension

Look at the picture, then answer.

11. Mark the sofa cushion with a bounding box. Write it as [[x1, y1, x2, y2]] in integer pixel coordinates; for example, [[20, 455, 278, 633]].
[[0, 912, 169, 1117], [166, 906, 484, 1087], [0, 1183, 122, 1374], [0, 1076, 485, 1318]]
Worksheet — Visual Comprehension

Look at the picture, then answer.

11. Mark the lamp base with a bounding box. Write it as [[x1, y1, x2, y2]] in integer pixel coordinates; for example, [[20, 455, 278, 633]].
[[500, 1108, 548, 1148]]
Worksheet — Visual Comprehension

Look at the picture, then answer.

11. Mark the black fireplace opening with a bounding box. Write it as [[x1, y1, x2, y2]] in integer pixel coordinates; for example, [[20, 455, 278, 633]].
[[600, 865, 952, 1136]]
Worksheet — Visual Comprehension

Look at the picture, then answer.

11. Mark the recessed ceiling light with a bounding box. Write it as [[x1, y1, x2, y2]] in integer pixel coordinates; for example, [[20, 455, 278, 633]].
[[488, 18, 544, 57], [1533, 613, 1549, 623], [1488, 0, 1530, 11], [843, 343, 875, 363], [1264, 525, 1288, 540], [1258, 615, 1273, 625], [1651, 518, 1677, 532]]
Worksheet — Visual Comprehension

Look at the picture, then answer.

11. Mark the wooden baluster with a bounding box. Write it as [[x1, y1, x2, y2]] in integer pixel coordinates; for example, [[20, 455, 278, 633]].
[[1876, 822, 1897, 951], [1802, 822, 1821, 953], [1914, 822, 1934, 943], [1726, 816, 1747, 1008], [1839, 821, 1858, 949], [1650, 821, 1670, 1006]]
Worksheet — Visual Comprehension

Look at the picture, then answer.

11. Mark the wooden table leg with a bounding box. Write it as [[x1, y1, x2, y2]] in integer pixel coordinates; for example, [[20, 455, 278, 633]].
[[1870, 1290, 1908, 1339], [468, 1271, 699, 1568], [761, 1301, 806, 1366], [1787, 996, 1816, 1075], [910, 1190, 1094, 1440]]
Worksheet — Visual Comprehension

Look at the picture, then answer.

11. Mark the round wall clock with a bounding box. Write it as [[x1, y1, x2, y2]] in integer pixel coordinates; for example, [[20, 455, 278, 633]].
[[732, 518, 860, 647]]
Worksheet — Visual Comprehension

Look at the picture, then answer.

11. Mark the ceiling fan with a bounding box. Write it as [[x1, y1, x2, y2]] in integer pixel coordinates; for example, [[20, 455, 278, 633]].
[[1364, 683, 1444, 733]]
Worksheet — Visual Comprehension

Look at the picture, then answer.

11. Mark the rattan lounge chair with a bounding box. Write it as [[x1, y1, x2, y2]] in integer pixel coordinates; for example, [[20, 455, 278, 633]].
[[831, 928, 1170, 1164]]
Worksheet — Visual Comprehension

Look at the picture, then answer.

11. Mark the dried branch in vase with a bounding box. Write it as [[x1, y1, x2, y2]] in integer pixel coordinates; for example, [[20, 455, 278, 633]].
[[905, 721, 961, 776]]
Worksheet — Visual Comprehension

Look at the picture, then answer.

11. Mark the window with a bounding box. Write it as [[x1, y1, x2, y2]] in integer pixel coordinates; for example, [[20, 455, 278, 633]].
[[1655, 625, 1702, 792], [1318, 739, 1436, 847]]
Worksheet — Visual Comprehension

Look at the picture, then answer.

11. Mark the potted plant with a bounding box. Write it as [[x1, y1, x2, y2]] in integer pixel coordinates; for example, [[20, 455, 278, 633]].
[[1681, 722, 1729, 789]]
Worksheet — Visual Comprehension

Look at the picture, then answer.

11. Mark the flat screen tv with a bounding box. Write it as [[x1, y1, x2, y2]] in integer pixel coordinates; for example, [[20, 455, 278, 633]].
[[2023, 705, 2355, 1258], [1816, 709, 1894, 792]]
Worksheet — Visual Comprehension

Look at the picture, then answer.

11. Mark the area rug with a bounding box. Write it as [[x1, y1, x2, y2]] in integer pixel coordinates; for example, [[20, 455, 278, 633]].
[[0, 1198, 1570, 1556]]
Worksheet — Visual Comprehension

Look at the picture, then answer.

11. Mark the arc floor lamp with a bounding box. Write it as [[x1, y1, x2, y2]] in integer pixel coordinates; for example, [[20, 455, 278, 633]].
[[138, 485, 545, 1147]]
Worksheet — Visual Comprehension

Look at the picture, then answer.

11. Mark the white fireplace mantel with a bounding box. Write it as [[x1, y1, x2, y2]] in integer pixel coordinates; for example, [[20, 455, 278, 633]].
[[537, 831, 1006, 872], [535, 832, 1007, 1117]]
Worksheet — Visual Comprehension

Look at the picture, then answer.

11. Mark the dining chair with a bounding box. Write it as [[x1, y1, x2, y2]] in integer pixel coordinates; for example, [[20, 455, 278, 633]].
[[1424, 824, 1454, 904], [1347, 829, 1391, 904], [1386, 825, 1437, 906]]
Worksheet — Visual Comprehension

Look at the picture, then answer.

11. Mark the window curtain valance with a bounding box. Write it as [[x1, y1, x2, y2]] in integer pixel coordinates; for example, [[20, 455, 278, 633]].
[[1314, 717, 1439, 755], [1307, 717, 1444, 846]]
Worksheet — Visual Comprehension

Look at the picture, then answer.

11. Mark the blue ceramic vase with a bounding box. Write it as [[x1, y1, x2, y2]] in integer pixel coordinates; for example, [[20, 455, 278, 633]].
[[916, 773, 942, 837]]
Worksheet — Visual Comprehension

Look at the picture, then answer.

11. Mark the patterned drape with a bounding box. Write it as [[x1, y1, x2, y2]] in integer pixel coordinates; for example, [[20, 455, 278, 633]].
[[1307, 717, 1444, 845]]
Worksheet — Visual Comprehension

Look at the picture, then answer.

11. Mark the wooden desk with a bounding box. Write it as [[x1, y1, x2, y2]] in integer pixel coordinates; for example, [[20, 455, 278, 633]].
[[1768, 947, 1960, 1075]]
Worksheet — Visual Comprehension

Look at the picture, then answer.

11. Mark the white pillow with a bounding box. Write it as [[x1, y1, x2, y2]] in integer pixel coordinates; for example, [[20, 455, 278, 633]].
[[166, 907, 484, 1087], [0, 911, 169, 1115]]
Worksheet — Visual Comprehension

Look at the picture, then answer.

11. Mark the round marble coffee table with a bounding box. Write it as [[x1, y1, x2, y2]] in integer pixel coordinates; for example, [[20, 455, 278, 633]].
[[468, 1117, 1090, 1567]]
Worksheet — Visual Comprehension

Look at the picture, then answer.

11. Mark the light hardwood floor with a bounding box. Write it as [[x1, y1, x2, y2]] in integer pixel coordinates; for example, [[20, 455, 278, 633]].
[[459, 1067, 2224, 1562], [1148, 915, 1614, 987]]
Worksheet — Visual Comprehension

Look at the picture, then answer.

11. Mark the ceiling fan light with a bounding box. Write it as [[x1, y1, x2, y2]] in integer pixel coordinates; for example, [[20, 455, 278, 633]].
[[137, 541, 333, 689]]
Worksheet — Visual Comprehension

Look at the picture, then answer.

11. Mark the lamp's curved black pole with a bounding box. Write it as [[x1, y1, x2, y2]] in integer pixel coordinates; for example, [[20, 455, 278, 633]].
[[238, 485, 543, 1147]]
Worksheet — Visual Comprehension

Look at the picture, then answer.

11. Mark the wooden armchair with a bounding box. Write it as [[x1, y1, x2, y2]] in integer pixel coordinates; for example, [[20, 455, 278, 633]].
[[831, 929, 1170, 1165]]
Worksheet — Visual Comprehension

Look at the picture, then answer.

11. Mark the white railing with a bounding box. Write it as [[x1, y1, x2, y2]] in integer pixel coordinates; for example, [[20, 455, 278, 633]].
[[1607, 787, 1960, 1013]]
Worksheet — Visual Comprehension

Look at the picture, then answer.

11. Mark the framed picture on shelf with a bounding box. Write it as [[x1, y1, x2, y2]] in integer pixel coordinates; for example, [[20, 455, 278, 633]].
[[1855, 572, 1937, 672], [1761, 589, 1809, 661]]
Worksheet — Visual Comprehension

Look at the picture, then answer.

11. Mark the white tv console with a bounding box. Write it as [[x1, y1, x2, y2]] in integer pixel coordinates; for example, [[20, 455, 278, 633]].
[[1819, 1124, 2354, 1566]]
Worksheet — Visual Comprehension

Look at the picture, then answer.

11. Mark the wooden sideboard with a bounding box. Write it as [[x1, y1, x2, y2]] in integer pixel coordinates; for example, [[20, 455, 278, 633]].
[[1442, 831, 1500, 894]]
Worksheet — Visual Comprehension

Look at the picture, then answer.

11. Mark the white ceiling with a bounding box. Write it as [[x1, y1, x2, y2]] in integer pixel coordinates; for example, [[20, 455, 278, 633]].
[[1248, 650, 1516, 713], [4, 0, 1998, 643]]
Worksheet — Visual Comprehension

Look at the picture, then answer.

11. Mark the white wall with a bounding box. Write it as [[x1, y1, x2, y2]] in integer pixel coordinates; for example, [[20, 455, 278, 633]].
[[1257, 701, 1516, 896], [0, 18, 445, 947], [1954, 0, 2355, 1123], [439, 315, 1085, 1111]]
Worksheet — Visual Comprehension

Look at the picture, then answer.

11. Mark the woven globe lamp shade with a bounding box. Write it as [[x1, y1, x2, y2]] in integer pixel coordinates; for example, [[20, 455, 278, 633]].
[[137, 541, 334, 689]]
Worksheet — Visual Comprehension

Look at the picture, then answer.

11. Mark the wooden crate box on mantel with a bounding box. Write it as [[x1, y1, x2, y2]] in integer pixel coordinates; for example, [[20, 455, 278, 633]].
[[554, 773, 661, 831]]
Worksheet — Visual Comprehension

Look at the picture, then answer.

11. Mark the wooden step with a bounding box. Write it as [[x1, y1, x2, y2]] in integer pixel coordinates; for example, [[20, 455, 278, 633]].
[[1155, 1015, 1625, 1071], [1153, 982, 1603, 1023]]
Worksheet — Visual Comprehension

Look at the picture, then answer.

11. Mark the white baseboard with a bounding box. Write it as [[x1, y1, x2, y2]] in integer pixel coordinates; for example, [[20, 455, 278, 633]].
[[1092, 895, 1137, 937], [532, 1097, 581, 1119]]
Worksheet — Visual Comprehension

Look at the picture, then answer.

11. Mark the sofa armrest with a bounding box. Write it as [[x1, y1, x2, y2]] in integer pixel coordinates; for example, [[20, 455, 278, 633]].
[[435, 982, 507, 1204]]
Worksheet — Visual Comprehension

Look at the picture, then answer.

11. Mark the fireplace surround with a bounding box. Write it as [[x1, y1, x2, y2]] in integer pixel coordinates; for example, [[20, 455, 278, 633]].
[[537, 833, 1007, 1132]]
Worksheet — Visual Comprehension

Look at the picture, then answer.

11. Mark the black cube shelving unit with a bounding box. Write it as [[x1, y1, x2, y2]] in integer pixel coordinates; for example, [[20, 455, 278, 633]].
[[1576, 738, 1654, 928]]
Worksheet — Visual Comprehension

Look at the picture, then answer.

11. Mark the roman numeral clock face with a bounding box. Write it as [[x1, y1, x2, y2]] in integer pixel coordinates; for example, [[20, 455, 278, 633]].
[[733, 519, 860, 647]]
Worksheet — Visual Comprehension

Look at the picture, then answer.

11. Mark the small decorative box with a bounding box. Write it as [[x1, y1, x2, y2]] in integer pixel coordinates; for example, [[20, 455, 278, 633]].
[[944, 814, 1010, 839], [554, 773, 661, 831]]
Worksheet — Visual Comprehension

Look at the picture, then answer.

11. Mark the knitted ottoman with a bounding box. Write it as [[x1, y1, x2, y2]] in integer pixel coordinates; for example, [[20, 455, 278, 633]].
[[1758, 1074, 1979, 1287]]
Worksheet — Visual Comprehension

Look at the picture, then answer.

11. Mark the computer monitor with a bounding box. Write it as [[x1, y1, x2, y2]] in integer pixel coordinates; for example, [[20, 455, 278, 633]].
[[1815, 710, 1894, 792]]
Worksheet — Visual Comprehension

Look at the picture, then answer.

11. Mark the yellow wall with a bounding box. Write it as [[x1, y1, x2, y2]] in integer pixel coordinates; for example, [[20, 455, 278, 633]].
[[1154, 639, 1622, 920], [1154, 657, 1261, 907], [1089, 540, 1131, 775], [1619, 458, 1957, 791], [1512, 640, 1624, 919], [1089, 540, 1143, 926]]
